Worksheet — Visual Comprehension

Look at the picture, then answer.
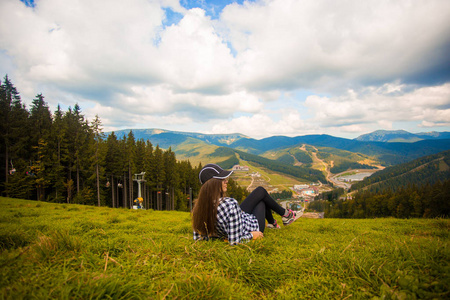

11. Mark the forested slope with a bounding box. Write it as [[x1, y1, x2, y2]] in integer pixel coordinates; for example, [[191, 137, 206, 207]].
[[351, 150, 450, 193], [318, 179, 450, 218]]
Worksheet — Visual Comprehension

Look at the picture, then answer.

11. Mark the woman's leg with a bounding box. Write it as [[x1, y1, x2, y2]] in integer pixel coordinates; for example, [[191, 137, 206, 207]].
[[265, 206, 275, 224], [251, 201, 266, 232], [240, 187, 286, 224]]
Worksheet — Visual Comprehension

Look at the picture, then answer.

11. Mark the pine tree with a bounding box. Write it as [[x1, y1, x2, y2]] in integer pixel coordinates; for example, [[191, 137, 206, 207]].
[[62, 104, 93, 202], [31, 139, 51, 200], [0, 76, 30, 197], [177, 160, 192, 211], [91, 115, 105, 206], [1, 76, 20, 191], [125, 131, 136, 208], [49, 105, 68, 202], [28, 94, 53, 200], [143, 140, 154, 209], [164, 147, 178, 210], [29, 94, 52, 145], [152, 145, 165, 210], [105, 132, 122, 207]]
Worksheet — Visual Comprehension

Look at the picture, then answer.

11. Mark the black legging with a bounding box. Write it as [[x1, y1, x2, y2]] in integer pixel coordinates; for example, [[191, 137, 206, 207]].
[[240, 186, 286, 232]]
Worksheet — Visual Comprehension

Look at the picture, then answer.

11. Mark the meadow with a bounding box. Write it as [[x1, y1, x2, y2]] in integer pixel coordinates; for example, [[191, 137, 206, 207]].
[[0, 197, 448, 299]]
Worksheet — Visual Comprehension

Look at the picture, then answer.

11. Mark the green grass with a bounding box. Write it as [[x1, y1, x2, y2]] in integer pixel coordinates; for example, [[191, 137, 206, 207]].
[[1, 197, 449, 299]]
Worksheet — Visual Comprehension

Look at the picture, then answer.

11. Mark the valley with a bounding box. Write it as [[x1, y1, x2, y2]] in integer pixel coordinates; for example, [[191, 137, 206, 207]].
[[230, 148, 378, 201], [329, 169, 380, 190], [236, 144, 381, 195]]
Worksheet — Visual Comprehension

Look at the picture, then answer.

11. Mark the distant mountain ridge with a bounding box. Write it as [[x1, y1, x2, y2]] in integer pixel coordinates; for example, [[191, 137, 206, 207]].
[[113, 128, 450, 148], [113, 128, 247, 148], [355, 130, 450, 143]]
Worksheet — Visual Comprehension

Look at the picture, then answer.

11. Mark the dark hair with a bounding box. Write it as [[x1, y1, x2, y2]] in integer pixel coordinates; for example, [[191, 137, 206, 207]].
[[192, 178, 225, 237]]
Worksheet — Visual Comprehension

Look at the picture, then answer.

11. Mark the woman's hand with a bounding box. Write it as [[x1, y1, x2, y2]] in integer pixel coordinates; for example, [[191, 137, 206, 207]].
[[251, 231, 264, 240]]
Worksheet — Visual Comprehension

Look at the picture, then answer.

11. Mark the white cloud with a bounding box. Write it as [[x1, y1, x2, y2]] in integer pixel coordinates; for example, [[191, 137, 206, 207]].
[[222, 0, 450, 91], [1, 0, 449, 139], [157, 8, 237, 93], [211, 109, 319, 138], [304, 83, 450, 129]]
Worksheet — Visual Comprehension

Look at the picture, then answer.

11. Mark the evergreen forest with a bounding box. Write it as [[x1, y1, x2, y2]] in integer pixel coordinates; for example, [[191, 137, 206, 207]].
[[350, 150, 450, 193], [0, 75, 216, 210], [309, 179, 450, 218]]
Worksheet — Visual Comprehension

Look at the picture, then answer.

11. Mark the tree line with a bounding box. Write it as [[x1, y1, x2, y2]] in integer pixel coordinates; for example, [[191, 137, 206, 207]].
[[270, 189, 293, 200], [308, 179, 450, 218], [0, 75, 213, 210]]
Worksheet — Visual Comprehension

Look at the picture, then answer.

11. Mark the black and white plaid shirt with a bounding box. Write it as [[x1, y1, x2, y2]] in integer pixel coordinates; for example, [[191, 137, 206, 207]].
[[193, 197, 259, 245]]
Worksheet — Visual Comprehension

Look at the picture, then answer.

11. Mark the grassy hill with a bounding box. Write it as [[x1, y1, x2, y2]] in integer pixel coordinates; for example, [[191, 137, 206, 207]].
[[261, 145, 380, 173], [1, 198, 449, 299], [172, 138, 221, 166]]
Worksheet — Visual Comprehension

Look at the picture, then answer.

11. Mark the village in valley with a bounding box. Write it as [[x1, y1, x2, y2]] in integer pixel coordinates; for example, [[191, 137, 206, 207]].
[[230, 164, 376, 218]]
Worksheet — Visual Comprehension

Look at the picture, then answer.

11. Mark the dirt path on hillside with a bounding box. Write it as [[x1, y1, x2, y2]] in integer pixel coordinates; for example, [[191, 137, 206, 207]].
[[299, 144, 330, 184], [309, 146, 331, 181], [247, 176, 255, 191], [243, 161, 271, 192], [308, 145, 352, 189]]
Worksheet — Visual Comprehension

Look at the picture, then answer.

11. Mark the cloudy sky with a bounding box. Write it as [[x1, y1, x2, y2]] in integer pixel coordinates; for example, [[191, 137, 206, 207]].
[[1, 0, 450, 139]]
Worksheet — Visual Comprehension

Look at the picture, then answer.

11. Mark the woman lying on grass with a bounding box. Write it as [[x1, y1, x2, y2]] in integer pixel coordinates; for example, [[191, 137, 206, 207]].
[[192, 164, 298, 245]]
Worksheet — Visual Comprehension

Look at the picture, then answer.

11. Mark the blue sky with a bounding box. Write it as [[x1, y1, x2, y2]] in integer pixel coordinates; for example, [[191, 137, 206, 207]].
[[2, 0, 450, 139]]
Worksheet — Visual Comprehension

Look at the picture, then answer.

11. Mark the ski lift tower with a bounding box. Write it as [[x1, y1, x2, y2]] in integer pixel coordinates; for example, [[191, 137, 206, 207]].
[[133, 172, 146, 209]]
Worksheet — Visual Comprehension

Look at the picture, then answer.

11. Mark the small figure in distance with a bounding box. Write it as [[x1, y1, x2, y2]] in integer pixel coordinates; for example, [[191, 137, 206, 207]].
[[192, 164, 297, 245]]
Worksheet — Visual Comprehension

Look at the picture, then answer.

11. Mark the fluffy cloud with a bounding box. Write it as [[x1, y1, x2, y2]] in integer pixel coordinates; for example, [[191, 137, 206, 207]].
[[221, 0, 450, 91], [1, 0, 449, 139], [157, 8, 237, 93], [211, 109, 319, 138], [304, 83, 450, 129]]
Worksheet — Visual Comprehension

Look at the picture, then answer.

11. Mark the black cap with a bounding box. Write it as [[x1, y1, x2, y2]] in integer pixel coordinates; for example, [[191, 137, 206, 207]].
[[199, 164, 233, 185]]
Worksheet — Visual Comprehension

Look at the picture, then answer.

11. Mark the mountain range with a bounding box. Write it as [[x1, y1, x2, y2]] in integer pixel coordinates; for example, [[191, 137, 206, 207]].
[[111, 128, 450, 166], [355, 130, 450, 143], [108, 128, 450, 186]]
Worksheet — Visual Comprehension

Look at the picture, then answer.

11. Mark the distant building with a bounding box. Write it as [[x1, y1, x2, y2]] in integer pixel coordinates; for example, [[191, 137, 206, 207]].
[[294, 184, 309, 190], [232, 165, 249, 171]]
